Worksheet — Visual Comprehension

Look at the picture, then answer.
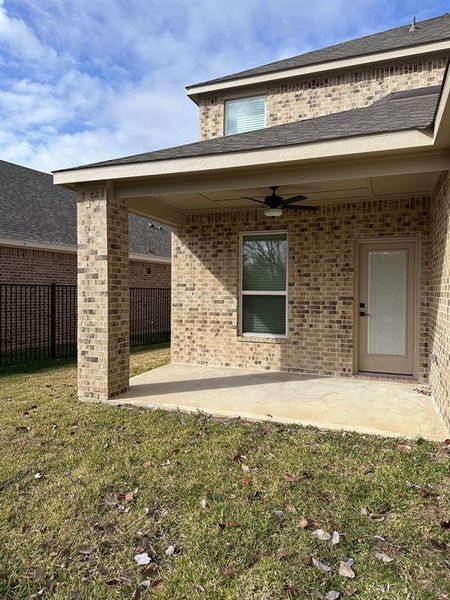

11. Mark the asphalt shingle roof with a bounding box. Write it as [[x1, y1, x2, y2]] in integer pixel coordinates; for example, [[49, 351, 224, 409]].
[[62, 85, 441, 171], [0, 160, 171, 258], [188, 14, 450, 88]]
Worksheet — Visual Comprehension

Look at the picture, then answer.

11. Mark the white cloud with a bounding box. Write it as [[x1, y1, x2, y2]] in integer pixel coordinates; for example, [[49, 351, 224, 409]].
[[0, 0, 57, 64], [0, 0, 444, 172]]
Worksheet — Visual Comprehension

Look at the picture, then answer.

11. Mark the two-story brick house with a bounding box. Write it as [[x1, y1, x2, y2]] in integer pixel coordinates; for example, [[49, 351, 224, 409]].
[[54, 14, 450, 434]]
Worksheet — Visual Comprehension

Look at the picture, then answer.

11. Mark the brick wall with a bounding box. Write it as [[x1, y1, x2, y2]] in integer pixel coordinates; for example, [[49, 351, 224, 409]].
[[172, 197, 430, 379], [429, 172, 450, 429], [0, 245, 171, 287], [199, 56, 448, 140], [77, 187, 130, 399]]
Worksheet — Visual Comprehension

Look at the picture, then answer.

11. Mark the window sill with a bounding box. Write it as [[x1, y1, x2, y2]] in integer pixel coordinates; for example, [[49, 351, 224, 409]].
[[237, 335, 288, 344]]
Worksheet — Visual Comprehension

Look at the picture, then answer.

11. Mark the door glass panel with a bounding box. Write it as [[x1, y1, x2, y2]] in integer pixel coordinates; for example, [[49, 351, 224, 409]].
[[368, 250, 406, 356]]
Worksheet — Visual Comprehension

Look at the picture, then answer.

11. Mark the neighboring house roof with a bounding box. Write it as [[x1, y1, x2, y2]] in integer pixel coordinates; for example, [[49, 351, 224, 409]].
[[188, 13, 450, 89], [0, 160, 171, 259], [58, 86, 441, 170]]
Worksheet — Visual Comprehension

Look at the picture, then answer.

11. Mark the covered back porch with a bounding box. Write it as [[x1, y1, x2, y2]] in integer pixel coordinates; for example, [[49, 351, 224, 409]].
[[53, 78, 450, 437]]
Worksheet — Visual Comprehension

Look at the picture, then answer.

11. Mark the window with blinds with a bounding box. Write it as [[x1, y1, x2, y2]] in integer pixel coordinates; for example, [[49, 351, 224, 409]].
[[225, 96, 266, 135], [241, 232, 287, 336]]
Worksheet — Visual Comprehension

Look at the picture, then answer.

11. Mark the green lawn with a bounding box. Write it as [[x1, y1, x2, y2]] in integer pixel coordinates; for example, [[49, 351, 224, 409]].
[[0, 346, 448, 600]]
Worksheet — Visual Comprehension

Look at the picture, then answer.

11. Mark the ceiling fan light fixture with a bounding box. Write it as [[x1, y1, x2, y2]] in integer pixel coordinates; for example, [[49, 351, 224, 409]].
[[264, 207, 283, 217]]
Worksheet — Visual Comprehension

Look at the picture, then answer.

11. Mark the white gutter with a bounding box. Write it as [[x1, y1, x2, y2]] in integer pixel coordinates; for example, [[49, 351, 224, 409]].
[[0, 237, 171, 264], [186, 40, 450, 101]]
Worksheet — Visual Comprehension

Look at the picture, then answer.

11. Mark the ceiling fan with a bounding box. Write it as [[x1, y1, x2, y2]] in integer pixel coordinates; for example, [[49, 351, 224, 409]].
[[242, 186, 318, 217]]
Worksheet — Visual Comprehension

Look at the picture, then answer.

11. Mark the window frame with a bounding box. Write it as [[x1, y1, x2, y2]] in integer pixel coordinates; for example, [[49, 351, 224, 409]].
[[224, 95, 266, 136], [239, 231, 289, 338]]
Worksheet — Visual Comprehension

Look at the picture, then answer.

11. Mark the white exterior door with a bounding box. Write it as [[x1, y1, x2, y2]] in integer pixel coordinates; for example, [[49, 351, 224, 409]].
[[358, 240, 416, 375]]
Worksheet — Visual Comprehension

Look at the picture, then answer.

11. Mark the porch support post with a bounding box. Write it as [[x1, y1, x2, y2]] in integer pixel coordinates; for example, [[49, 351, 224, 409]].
[[76, 184, 129, 400]]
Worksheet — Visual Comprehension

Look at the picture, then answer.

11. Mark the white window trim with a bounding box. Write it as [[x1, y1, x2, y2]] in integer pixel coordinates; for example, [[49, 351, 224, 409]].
[[239, 231, 288, 338], [224, 95, 266, 136]]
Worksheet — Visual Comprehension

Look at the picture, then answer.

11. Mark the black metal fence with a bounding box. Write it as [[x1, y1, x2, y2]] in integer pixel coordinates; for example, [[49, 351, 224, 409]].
[[0, 284, 170, 367]]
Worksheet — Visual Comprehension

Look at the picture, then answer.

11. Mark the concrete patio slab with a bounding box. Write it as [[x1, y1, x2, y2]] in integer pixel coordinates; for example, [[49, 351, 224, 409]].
[[111, 364, 448, 441]]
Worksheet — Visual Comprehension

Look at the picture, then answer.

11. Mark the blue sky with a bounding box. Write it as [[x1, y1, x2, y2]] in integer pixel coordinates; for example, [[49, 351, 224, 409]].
[[1, 0, 449, 172]]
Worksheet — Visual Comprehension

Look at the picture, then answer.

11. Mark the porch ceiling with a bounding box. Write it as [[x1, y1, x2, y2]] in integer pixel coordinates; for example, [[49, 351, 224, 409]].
[[119, 158, 447, 226], [125, 171, 440, 213]]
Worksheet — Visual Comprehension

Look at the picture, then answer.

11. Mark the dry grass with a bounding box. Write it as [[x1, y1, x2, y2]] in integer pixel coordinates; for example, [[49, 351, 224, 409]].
[[0, 345, 449, 599]]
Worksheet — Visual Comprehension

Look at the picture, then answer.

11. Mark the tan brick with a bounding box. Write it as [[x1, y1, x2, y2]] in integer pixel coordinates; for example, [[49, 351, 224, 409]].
[[172, 197, 430, 380], [77, 186, 130, 400], [199, 56, 448, 140], [429, 171, 450, 430]]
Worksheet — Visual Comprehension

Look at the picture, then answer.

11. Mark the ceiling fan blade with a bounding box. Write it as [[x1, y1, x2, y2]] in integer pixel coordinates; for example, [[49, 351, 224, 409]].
[[242, 196, 266, 205], [284, 205, 318, 211], [282, 194, 308, 205]]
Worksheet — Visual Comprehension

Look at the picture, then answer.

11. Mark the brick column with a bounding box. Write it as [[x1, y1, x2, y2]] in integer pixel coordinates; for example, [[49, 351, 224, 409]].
[[77, 185, 129, 400]]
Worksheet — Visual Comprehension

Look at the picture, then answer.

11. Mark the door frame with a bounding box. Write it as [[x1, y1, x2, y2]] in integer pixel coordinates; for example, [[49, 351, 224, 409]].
[[353, 237, 420, 378]]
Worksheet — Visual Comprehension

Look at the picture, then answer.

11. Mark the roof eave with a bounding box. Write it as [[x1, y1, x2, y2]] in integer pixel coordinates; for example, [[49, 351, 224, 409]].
[[54, 128, 435, 188], [186, 39, 450, 103]]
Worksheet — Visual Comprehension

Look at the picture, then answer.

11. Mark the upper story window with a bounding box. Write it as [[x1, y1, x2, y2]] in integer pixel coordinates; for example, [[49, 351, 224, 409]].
[[225, 96, 266, 136]]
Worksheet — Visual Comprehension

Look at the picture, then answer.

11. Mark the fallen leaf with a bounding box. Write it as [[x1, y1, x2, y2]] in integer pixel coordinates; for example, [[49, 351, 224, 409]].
[[326, 592, 340, 600], [199, 498, 207, 509], [78, 545, 92, 555], [104, 495, 118, 507], [70, 591, 81, 600], [396, 443, 412, 453], [302, 554, 313, 566], [275, 549, 289, 560], [105, 579, 120, 586], [228, 521, 241, 528], [312, 557, 332, 572], [375, 552, 394, 563], [243, 553, 259, 568], [34, 472, 43, 480], [142, 563, 159, 576], [345, 588, 358, 597], [273, 510, 284, 519], [134, 552, 152, 565], [331, 531, 340, 545], [283, 473, 299, 482], [339, 559, 356, 578], [285, 503, 297, 513], [440, 519, 450, 529], [32, 568, 44, 582], [125, 489, 138, 502], [165, 545, 176, 556], [286, 584, 299, 597], [298, 517, 309, 529], [150, 578, 164, 589], [132, 588, 141, 600], [221, 563, 236, 577], [16, 426, 30, 433], [313, 529, 331, 541]]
